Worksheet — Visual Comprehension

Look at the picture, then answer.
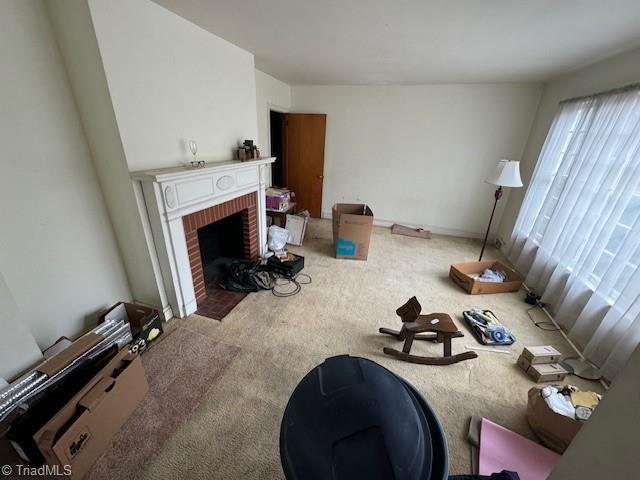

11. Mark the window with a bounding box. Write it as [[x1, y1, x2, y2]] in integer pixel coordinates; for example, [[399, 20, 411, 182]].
[[513, 88, 640, 304], [509, 85, 640, 381]]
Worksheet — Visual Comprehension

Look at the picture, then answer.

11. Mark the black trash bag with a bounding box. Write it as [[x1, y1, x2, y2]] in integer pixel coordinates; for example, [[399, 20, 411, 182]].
[[224, 261, 260, 293]]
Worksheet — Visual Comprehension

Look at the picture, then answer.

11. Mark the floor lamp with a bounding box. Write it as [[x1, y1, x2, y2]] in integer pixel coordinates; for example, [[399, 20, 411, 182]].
[[479, 160, 523, 261]]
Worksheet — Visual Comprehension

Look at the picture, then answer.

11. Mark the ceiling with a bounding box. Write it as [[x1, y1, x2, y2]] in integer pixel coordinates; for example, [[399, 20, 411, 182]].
[[152, 0, 640, 85]]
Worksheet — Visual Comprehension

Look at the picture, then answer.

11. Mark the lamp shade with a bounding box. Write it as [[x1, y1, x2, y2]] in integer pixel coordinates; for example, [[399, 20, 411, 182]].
[[486, 159, 523, 187]]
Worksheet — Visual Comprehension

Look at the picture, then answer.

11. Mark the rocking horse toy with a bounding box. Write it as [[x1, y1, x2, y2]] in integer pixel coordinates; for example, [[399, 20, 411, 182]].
[[379, 296, 477, 365]]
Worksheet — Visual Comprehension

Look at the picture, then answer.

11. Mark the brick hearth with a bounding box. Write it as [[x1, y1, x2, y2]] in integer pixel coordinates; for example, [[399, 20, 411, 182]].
[[182, 192, 259, 304]]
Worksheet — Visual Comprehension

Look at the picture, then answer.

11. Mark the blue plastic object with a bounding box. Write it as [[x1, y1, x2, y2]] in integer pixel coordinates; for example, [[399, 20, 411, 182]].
[[487, 325, 510, 343], [280, 355, 448, 480]]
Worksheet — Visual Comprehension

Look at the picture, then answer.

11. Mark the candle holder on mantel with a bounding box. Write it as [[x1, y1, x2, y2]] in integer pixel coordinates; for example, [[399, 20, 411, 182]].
[[188, 140, 205, 168], [236, 139, 260, 162]]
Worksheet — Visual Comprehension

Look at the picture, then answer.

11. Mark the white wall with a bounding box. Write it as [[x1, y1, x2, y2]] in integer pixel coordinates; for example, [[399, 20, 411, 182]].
[[0, 0, 131, 349], [88, 0, 258, 172], [498, 47, 640, 243], [291, 85, 542, 237], [550, 344, 640, 478], [0, 273, 42, 381], [48, 0, 263, 318], [47, 0, 169, 313], [255, 69, 291, 155]]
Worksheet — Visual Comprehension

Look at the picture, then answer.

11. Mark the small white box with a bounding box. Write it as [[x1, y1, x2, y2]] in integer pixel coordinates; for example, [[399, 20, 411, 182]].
[[527, 363, 568, 382], [522, 346, 562, 365]]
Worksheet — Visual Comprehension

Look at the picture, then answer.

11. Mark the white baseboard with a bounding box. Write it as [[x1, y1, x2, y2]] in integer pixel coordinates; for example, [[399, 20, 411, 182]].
[[320, 211, 487, 240], [161, 304, 174, 321]]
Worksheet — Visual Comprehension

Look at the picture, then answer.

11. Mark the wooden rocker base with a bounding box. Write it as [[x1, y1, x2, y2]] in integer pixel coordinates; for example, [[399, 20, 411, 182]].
[[378, 327, 464, 342], [380, 298, 478, 366], [383, 347, 478, 365]]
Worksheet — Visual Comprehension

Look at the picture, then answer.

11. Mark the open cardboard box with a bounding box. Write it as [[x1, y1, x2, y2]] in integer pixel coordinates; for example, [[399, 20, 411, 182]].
[[449, 260, 524, 294], [36, 333, 103, 378], [6, 333, 110, 458], [33, 349, 147, 479], [527, 385, 583, 453], [332, 203, 374, 260], [99, 302, 162, 352]]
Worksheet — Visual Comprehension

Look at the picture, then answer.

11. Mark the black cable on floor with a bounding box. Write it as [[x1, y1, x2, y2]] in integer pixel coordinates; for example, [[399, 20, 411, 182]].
[[271, 272, 312, 297], [272, 277, 301, 297], [526, 303, 561, 331], [295, 273, 312, 285]]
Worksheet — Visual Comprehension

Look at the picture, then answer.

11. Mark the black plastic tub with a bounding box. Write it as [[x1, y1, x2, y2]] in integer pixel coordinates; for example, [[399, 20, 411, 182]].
[[280, 355, 448, 480]]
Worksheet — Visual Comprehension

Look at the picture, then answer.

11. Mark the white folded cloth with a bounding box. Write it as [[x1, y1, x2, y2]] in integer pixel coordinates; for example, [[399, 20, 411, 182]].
[[541, 386, 576, 419]]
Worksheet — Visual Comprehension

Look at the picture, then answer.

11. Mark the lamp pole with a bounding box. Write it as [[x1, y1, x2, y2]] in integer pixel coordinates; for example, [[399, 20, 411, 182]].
[[479, 186, 503, 261]]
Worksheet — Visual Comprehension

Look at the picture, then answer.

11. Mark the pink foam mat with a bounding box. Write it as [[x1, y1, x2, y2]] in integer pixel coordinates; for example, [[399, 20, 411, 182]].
[[479, 418, 560, 480]]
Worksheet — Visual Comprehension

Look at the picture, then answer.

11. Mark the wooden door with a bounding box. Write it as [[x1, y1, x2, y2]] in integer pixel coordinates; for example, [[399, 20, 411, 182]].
[[284, 113, 326, 218]]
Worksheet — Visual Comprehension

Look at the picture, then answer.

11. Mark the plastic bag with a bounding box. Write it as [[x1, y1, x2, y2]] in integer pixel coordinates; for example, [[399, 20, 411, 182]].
[[268, 225, 290, 252]]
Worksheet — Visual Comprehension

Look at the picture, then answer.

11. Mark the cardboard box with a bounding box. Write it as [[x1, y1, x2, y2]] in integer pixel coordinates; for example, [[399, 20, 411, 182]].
[[43, 337, 73, 360], [100, 302, 162, 353], [33, 349, 147, 479], [527, 386, 583, 453], [526, 363, 568, 382], [521, 345, 562, 364], [517, 353, 532, 372], [285, 214, 309, 246], [8, 346, 120, 464], [37, 333, 102, 377], [332, 204, 374, 260], [266, 188, 291, 211], [449, 260, 524, 294]]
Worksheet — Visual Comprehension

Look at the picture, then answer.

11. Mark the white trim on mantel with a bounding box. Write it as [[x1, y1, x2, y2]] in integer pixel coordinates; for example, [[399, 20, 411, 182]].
[[132, 158, 275, 319]]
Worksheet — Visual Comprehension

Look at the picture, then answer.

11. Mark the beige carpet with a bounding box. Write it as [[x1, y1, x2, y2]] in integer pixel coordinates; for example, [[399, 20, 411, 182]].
[[88, 327, 240, 479], [119, 219, 603, 479]]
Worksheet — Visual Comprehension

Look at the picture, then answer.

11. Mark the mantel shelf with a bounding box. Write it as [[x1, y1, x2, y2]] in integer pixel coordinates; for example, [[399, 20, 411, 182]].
[[131, 157, 275, 183]]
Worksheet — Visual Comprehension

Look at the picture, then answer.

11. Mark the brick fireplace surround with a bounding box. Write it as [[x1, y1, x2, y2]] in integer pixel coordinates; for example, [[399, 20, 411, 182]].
[[133, 157, 274, 319], [182, 192, 259, 303]]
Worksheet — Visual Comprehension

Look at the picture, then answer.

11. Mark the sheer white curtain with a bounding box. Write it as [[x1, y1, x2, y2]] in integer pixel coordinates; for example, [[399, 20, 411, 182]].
[[509, 86, 640, 381]]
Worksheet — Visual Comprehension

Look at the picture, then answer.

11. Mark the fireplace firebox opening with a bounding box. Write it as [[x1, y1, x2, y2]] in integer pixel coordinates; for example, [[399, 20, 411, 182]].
[[182, 192, 259, 320], [197, 211, 245, 290]]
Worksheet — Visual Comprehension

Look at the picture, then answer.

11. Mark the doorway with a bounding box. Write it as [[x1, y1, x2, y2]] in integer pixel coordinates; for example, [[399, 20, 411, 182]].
[[269, 111, 327, 218], [283, 113, 326, 218], [269, 110, 285, 187]]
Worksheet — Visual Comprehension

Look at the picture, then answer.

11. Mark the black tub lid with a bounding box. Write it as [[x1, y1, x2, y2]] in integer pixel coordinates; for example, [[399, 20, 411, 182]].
[[280, 355, 435, 480]]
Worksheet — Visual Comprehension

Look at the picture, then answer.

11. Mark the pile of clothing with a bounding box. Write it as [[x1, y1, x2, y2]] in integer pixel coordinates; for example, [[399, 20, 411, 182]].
[[463, 308, 516, 345], [541, 385, 601, 421], [471, 268, 508, 283]]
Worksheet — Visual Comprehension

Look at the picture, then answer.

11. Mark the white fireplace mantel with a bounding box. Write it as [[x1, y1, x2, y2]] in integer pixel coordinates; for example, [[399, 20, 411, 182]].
[[132, 157, 275, 319]]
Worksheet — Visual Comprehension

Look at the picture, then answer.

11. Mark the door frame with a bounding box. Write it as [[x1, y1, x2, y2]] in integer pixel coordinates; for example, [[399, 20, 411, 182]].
[[265, 103, 289, 187], [265, 102, 289, 157]]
